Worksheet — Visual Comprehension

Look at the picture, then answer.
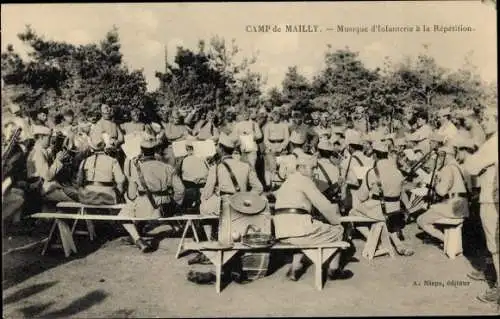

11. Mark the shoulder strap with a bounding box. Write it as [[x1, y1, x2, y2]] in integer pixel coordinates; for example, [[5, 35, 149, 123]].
[[91, 154, 99, 181], [221, 160, 241, 192], [372, 161, 388, 216], [317, 161, 333, 186], [450, 164, 470, 196], [133, 159, 159, 209], [352, 155, 363, 166]]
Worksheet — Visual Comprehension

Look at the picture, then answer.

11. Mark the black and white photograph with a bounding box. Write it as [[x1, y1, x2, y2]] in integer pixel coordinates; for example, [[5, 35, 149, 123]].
[[1, 1, 498, 317]]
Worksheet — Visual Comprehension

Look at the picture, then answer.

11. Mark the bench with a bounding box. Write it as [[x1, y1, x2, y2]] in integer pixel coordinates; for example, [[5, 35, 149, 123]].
[[184, 241, 350, 293], [434, 218, 464, 259], [340, 216, 396, 260], [31, 204, 218, 258]]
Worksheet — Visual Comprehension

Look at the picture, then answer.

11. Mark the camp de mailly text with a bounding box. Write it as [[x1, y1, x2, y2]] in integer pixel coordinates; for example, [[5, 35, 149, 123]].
[[245, 24, 473, 33]]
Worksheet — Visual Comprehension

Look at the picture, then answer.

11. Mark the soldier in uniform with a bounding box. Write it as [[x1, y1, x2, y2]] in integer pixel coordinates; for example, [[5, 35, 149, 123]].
[[26, 125, 78, 204], [31, 107, 49, 127], [161, 110, 191, 166], [349, 141, 414, 256], [406, 111, 433, 155], [461, 108, 486, 149], [120, 109, 145, 135], [192, 110, 219, 142], [464, 108, 499, 304], [232, 108, 262, 169], [273, 156, 352, 281], [352, 106, 368, 135], [178, 139, 209, 213], [76, 131, 126, 205], [416, 145, 470, 246], [90, 104, 124, 148], [263, 108, 289, 187], [119, 134, 185, 253], [3, 103, 33, 148], [55, 108, 77, 138], [436, 107, 459, 144], [314, 140, 342, 206], [277, 131, 308, 181], [340, 130, 373, 215]]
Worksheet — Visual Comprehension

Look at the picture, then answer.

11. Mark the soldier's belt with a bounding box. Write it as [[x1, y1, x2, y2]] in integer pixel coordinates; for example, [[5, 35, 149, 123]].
[[220, 191, 236, 196], [85, 181, 115, 187], [274, 208, 309, 215], [442, 192, 468, 200], [371, 194, 400, 202], [268, 138, 285, 143], [138, 189, 170, 196], [346, 184, 361, 191]]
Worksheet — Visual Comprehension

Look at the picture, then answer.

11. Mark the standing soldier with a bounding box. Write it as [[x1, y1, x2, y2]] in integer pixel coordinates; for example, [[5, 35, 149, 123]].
[[273, 156, 352, 281], [352, 106, 368, 135], [349, 141, 414, 256], [161, 110, 191, 166], [90, 104, 124, 148], [232, 108, 262, 169], [119, 134, 185, 253], [120, 109, 145, 135], [263, 108, 289, 188], [460, 108, 486, 150], [192, 110, 219, 142], [178, 139, 209, 213], [463, 107, 498, 304]]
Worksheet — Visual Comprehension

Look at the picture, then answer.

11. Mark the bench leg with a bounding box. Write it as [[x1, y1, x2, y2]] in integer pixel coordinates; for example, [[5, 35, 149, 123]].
[[444, 225, 463, 259], [41, 220, 58, 256], [302, 248, 327, 291], [175, 220, 192, 259], [85, 220, 96, 241], [190, 221, 200, 242], [362, 223, 382, 260], [56, 219, 77, 257], [216, 250, 223, 294]]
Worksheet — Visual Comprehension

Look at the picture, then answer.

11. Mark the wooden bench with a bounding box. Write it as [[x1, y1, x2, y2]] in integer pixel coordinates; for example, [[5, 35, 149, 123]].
[[56, 202, 126, 241], [340, 216, 396, 261], [31, 204, 218, 258], [184, 241, 350, 293], [434, 218, 464, 259]]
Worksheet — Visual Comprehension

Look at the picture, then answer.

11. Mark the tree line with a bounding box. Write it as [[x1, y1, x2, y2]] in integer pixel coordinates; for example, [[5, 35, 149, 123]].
[[1, 26, 497, 125]]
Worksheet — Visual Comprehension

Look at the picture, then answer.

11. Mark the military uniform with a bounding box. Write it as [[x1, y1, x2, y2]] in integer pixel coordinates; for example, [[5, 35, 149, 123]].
[[91, 118, 124, 146], [179, 144, 210, 212], [263, 113, 290, 182], [232, 118, 262, 168], [192, 119, 219, 141], [314, 140, 341, 204], [26, 126, 76, 203], [161, 120, 191, 166], [417, 146, 471, 242], [76, 136, 126, 205], [121, 121, 145, 135]]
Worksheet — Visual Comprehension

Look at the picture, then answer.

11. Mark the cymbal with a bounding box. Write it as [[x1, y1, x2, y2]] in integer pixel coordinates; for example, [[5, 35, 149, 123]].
[[229, 192, 266, 215]]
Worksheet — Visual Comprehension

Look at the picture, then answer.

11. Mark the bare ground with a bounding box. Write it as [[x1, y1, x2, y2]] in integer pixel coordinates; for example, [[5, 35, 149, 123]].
[[2, 221, 500, 318]]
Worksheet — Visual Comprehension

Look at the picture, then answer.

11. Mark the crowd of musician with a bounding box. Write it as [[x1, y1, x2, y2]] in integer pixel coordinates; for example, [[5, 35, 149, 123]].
[[1, 100, 498, 304]]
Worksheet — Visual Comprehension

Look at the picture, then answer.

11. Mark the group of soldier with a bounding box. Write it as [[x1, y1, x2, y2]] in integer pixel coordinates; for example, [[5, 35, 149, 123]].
[[1, 99, 498, 304]]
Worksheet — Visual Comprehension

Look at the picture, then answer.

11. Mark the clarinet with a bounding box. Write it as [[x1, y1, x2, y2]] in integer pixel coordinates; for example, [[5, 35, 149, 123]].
[[426, 150, 440, 209]]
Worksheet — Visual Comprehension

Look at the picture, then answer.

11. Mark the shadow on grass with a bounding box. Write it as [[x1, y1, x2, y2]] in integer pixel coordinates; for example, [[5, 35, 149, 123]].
[[3, 281, 58, 305], [16, 289, 108, 318]]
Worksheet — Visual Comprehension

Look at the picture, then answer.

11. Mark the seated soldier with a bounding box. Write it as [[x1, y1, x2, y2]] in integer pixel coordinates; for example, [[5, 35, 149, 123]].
[[416, 145, 470, 246], [314, 140, 341, 205], [76, 132, 126, 205], [274, 156, 352, 281], [349, 141, 414, 256], [119, 134, 185, 253], [26, 125, 78, 205], [178, 139, 209, 213]]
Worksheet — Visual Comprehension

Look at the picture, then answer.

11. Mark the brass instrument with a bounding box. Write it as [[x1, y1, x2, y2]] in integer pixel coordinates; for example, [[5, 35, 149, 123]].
[[2, 127, 22, 180]]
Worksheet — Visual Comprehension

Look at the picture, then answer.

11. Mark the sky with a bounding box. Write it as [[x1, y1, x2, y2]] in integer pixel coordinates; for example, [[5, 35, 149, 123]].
[[1, 2, 497, 92]]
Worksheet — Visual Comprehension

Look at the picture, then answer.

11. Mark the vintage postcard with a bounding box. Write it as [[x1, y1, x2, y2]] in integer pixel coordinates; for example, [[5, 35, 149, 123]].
[[1, 1, 498, 317]]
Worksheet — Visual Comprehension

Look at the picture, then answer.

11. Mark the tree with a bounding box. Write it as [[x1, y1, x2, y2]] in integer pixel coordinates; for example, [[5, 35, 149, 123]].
[[1, 25, 148, 123], [282, 66, 314, 110]]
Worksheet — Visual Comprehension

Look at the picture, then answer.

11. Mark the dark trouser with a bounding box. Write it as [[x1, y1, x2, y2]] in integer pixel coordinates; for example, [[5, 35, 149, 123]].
[[182, 181, 205, 214], [385, 213, 406, 233]]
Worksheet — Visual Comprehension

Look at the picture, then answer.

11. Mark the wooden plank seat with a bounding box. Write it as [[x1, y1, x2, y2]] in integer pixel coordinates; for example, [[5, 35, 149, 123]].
[[339, 216, 396, 261], [183, 241, 350, 293], [31, 210, 218, 258], [434, 218, 464, 259]]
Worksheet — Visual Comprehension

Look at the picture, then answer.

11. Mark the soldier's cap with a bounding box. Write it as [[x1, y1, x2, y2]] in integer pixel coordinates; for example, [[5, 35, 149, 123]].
[[437, 107, 451, 117], [9, 103, 21, 114], [437, 145, 455, 155], [140, 133, 158, 149], [345, 129, 363, 146], [372, 141, 389, 153], [318, 140, 334, 152], [218, 133, 236, 149], [289, 130, 306, 145], [32, 125, 52, 136]]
